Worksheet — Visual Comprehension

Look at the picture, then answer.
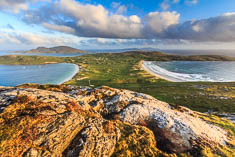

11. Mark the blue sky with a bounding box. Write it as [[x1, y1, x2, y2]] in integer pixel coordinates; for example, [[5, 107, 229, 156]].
[[82, 0, 235, 21], [0, 0, 235, 50]]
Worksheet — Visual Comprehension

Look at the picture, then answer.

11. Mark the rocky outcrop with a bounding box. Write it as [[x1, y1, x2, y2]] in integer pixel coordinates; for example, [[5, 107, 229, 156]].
[[0, 85, 233, 157]]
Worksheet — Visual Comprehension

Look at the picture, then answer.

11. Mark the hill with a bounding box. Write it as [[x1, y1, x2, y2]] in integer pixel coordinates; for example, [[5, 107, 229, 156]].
[[23, 46, 87, 54], [0, 84, 234, 156], [121, 51, 235, 61]]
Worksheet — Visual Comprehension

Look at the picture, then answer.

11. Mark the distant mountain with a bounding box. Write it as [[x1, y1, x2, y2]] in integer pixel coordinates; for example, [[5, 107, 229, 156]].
[[24, 46, 87, 54]]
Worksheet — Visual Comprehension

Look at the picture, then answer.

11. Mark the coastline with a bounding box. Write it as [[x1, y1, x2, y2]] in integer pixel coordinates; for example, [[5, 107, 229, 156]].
[[0, 63, 80, 86], [59, 64, 80, 84], [140, 60, 173, 82]]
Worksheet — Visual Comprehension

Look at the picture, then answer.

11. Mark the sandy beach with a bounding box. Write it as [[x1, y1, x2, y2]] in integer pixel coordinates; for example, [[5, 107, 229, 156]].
[[59, 64, 80, 84], [140, 60, 173, 82]]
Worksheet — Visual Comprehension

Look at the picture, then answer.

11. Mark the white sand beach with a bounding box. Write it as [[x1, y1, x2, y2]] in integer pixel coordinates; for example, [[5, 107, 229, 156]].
[[141, 61, 173, 82]]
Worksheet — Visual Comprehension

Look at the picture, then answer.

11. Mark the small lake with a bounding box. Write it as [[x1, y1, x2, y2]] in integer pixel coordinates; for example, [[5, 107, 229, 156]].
[[0, 63, 79, 86], [143, 61, 235, 82]]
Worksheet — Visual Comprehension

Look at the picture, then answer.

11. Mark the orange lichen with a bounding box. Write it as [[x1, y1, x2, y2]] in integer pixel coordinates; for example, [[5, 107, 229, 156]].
[[103, 121, 115, 133]]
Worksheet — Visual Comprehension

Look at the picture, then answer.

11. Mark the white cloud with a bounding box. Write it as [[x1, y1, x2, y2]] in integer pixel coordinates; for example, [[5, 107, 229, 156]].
[[52, 0, 142, 38], [0, 0, 28, 13], [160, 0, 170, 10], [0, 32, 21, 44], [192, 24, 201, 32], [23, 0, 180, 39], [2, 0, 235, 44], [160, 0, 197, 10], [20, 1, 235, 42], [21, 1, 235, 42], [0, 30, 80, 48], [111, 2, 127, 14], [223, 12, 235, 16], [164, 13, 235, 42], [173, 0, 180, 3], [42, 23, 75, 34], [111, 2, 121, 9], [145, 11, 180, 33], [96, 38, 106, 44], [0, 0, 51, 13], [185, 0, 198, 5], [116, 5, 127, 14]]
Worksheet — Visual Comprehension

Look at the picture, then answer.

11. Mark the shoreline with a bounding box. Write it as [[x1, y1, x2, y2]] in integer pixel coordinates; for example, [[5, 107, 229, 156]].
[[58, 63, 80, 85], [141, 61, 235, 82], [140, 60, 174, 82], [0, 63, 80, 87]]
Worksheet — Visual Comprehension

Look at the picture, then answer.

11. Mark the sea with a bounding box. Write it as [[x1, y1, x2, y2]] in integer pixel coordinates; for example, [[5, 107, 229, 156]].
[[0, 51, 87, 57], [143, 61, 235, 82], [0, 63, 79, 87], [1, 49, 235, 57]]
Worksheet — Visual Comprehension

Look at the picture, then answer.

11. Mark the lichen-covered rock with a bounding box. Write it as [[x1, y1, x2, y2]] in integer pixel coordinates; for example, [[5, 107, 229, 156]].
[[0, 85, 233, 157], [63, 119, 120, 157], [0, 87, 116, 157], [67, 86, 231, 154], [0, 88, 89, 156]]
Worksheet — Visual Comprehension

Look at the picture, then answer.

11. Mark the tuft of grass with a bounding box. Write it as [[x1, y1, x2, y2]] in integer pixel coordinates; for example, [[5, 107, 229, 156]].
[[112, 120, 170, 157]]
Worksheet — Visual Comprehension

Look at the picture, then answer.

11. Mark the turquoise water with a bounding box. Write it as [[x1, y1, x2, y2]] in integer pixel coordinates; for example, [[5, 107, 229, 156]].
[[143, 61, 235, 82], [0, 63, 79, 86]]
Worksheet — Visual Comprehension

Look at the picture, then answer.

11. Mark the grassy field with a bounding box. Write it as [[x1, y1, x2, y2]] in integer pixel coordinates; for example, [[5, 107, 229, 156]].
[[0, 52, 234, 113]]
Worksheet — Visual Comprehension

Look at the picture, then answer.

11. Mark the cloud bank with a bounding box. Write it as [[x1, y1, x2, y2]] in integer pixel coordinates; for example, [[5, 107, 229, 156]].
[[0, 0, 50, 13], [1, 0, 235, 44], [0, 0, 28, 13], [160, 0, 198, 10], [0, 30, 81, 49]]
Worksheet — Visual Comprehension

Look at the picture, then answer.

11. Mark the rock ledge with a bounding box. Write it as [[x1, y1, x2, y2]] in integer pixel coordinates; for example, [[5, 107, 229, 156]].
[[0, 85, 233, 157]]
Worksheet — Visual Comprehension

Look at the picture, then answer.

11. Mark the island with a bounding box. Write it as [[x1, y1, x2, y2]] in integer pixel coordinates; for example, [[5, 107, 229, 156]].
[[18, 46, 88, 54]]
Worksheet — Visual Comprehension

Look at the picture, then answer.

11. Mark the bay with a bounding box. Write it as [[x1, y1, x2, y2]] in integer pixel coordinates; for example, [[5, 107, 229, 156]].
[[0, 63, 79, 86]]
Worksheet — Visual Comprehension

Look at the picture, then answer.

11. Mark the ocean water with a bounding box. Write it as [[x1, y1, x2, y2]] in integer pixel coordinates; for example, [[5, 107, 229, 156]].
[[0, 63, 79, 86], [163, 49, 235, 57], [0, 51, 89, 57], [143, 61, 235, 82]]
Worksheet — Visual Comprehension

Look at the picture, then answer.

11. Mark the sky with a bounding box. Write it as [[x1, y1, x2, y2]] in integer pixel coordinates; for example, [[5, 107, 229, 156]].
[[0, 0, 235, 50]]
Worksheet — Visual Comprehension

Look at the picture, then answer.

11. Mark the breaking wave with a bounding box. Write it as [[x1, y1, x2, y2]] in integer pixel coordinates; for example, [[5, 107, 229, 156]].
[[143, 61, 234, 82]]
